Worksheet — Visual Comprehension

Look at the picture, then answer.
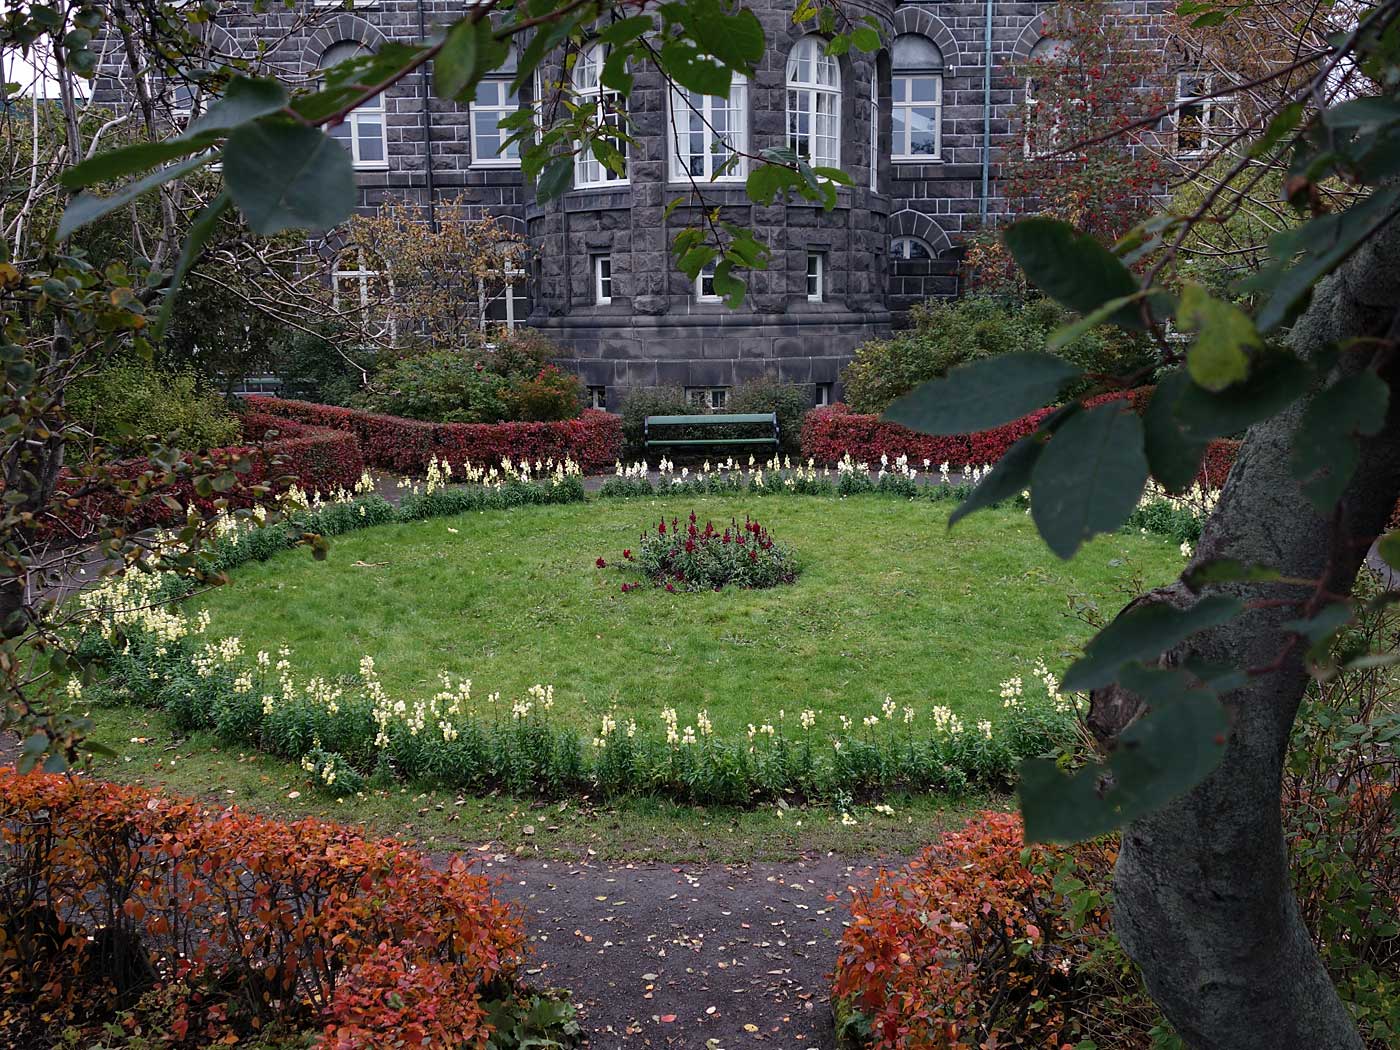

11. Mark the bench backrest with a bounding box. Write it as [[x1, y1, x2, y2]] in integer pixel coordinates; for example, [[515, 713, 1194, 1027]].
[[644, 413, 777, 426]]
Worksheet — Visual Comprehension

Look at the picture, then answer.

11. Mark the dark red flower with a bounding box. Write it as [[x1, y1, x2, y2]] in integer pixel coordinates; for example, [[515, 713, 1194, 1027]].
[[659, 519, 666, 535], [620, 582, 633, 593], [623, 549, 632, 560], [749, 549, 757, 562], [596, 557, 607, 569], [665, 582, 676, 593]]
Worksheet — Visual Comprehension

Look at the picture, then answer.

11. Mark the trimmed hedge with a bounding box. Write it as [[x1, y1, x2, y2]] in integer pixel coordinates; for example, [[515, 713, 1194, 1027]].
[[801, 389, 1153, 471], [50, 414, 365, 540], [244, 395, 622, 475], [0, 768, 564, 1049]]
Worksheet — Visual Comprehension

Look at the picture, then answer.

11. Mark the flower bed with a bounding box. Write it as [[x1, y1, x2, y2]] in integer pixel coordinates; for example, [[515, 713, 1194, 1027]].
[[832, 811, 1142, 1050], [0, 768, 579, 1049], [604, 511, 798, 592], [243, 395, 622, 475]]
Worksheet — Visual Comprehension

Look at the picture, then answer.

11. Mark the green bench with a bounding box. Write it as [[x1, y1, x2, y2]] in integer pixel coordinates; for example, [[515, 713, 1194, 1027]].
[[643, 412, 779, 451]]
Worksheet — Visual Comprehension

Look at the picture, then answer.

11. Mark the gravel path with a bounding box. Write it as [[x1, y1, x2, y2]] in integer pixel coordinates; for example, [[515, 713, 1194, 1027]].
[[466, 851, 884, 1049]]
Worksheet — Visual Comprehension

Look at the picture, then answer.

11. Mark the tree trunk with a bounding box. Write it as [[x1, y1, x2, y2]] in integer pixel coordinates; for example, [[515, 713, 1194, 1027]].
[[1095, 218, 1400, 1050]]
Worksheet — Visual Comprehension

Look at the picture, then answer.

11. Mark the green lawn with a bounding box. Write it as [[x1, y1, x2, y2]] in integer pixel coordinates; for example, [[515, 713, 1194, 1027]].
[[187, 494, 1184, 742]]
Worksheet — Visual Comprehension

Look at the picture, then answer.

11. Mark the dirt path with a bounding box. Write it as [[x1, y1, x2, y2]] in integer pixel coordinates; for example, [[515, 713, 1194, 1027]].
[[466, 851, 885, 1049]]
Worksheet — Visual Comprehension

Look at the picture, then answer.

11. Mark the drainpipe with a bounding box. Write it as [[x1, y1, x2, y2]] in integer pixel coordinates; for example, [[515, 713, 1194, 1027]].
[[979, 0, 993, 225], [417, 0, 437, 228]]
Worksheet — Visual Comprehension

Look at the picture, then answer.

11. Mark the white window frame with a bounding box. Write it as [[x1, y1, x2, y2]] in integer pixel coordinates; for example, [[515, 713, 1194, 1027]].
[[695, 262, 721, 303], [686, 386, 729, 411], [573, 43, 628, 188], [587, 385, 607, 410], [1175, 73, 1235, 157], [477, 255, 527, 331], [332, 247, 394, 342], [593, 254, 613, 304], [891, 36, 943, 162], [806, 251, 825, 303], [322, 43, 388, 170], [816, 381, 833, 407], [786, 36, 841, 170], [668, 74, 748, 183], [890, 236, 934, 260], [471, 54, 521, 167]]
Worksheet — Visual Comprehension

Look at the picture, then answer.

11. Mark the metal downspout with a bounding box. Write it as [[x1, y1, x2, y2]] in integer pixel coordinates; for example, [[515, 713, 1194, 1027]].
[[417, 0, 437, 228], [980, 0, 993, 224]]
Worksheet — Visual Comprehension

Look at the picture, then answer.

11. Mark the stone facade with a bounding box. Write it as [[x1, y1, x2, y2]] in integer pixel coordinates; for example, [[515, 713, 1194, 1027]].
[[93, 0, 1173, 406]]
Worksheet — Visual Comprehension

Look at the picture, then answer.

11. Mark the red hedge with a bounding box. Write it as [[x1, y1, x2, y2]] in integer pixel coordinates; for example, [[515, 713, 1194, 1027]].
[[0, 768, 525, 1048], [801, 389, 1153, 471], [243, 395, 623, 475], [48, 415, 365, 540]]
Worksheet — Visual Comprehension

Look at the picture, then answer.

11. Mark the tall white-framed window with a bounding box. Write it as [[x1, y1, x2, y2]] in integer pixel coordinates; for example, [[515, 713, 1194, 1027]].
[[479, 246, 527, 330], [322, 42, 387, 169], [1175, 72, 1235, 156], [806, 251, 825, 302], [695, 261, 721, 302], [332, 246, 394, 341], [786, 36, 841, 169], [1023, 37, 1069, 160], [587, 385, 607, 410], [668, 73, 748, 182], [890, 236, 933, 260], [592, 254, 613, 304], [891, 35, 942, 161], [471, 46, 521, 166], [868, 66, 878, 190], [816, 381, 834, 407], [573, 43, 628, 188]]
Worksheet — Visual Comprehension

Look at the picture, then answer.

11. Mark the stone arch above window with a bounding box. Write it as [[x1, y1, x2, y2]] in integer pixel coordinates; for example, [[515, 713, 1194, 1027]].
[[301, 14, 386, 76], [888, 209, 952, 255], [1011, 13, 1052, 61], [890, 7, 960, 69]]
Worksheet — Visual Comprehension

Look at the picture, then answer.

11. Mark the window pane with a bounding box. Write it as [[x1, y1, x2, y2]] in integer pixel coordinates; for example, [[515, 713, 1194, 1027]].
[[908, 108, 937, 155], [357, 121, 384, 161], [909, 75, 938, 104]]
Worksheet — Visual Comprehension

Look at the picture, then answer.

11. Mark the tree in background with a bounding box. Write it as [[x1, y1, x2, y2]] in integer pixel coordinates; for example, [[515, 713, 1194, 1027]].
[[965, 0, 1170, 295]]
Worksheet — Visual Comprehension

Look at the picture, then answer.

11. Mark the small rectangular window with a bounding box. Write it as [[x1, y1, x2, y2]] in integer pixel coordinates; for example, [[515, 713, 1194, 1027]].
[[696, 263, 720, 303], [816, 382, 833, 407], [587, 385, 608, 410], [593, 255, 612, 304], [685, 386, 729, 411], [806, 252, 825, 302]]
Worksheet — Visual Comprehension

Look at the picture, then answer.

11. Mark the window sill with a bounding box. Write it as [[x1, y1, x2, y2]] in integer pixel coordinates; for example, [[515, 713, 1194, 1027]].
[[472, 159, 522, 170], [893, 156, 943, 164], [574, 180, 631, 191], [352, 162, 390, 171]]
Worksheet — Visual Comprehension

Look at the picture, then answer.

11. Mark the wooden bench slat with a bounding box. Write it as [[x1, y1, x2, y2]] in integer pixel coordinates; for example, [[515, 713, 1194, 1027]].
[[645, 413, 776, 425]]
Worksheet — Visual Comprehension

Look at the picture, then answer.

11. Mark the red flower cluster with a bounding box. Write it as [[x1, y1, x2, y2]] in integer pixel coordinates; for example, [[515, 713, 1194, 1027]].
[[0, 768, 527, 1048], [244, 395, 622, 475], [603, 510, 795, 592]]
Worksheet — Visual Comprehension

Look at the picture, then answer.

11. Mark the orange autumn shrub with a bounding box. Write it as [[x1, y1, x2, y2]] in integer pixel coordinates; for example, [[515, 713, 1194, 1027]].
[[832, 811, 1126, 1050], [0, 768, 526, 1048]]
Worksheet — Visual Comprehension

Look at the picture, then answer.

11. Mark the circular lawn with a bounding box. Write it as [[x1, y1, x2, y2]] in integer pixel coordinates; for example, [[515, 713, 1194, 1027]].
[[189, 495, 1185, 742]]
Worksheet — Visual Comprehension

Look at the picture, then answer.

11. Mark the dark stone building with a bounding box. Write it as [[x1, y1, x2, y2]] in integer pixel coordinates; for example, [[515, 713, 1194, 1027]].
[[95, 1, 1176, 408]]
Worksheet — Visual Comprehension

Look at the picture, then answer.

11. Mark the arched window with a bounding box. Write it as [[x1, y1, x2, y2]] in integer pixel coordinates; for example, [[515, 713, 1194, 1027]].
[[669, 71, 748, 182], [572, 43, 628, 188], [889, 236, 933, 260], [322, 42, 387, 169], [891, 35, 942, 161], [1024, 37, 1069, 159], [472, 46, 521, 166], [786, 36, 840, 169], [331, 247, 393, 341]]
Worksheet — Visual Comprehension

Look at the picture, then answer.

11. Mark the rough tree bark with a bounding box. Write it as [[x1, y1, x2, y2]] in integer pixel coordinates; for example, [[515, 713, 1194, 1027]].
[[1091, 217, 1400, 1049]]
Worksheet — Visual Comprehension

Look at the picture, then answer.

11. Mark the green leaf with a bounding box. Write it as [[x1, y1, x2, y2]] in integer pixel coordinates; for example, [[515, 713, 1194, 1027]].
[[1064, 594, 1244, 692], [1030, 403, 1149, 560], [598, 15, 654, 47], [1245, 186, 1400, 332], [1021, 667, 1228, 843], [1378, 531, 1400, 571], [948, 432, 1047, 529], [153, 191, 231, 341], [535, 156, 573, 201], [1142, 369, 1209, 492], [436, 17, 507, 103], [223, 120, 355, 234], [184, 75, 289, 135], [1177, 283, 1258, 392], [1183, 559, 1283, 587], [690, 2, 764, 71], [849, 26, 881, 52], [1290, 370, 1390, 512], [1172, 351, 1311, 442], [883, 353, 1081, 436], [1283, 601, 1354, 657], [61, 135, 219, 189], [1004, 217, 1143, 328], [58, 152, 214, 239], [660, 39, 731, 96], [1047, 290, 1153, 351]]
